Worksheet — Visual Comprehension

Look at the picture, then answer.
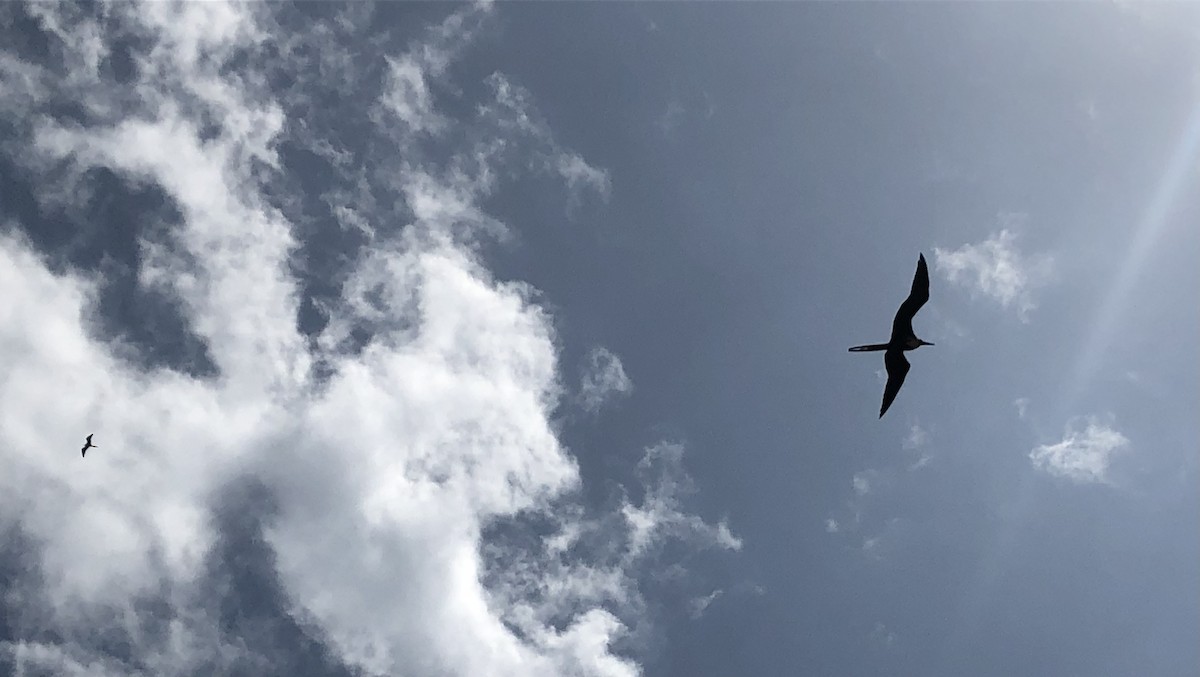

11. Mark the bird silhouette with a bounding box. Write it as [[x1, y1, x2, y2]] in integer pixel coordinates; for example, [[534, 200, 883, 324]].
[[81, 433, 97, 457], [849, 253, 934, 418]]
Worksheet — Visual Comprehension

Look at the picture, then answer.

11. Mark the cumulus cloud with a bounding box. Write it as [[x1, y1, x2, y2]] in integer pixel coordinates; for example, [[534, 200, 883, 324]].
[[933, 223, 1054, 321], [1029, 417, 1131, 484], [579, 346, 633, 413], [0, 3, 732, 676]]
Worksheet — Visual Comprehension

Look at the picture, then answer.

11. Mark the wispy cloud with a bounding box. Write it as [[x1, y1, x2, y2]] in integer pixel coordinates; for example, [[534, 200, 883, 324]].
[[933, 222, 1054, 322], [376, 3, 488, 136], [579, 346, 633, 414], [1029, 417, 1131, 484], [0, 3, 731, 675], [1014, 397, 1031, 420], [902, 423, 932, 470], [687, 589, 724, 620], [870, 621, 897, 649], [852, 471, 874, 497], [902, 424, 928, 451], [655, 88, 714, 140]]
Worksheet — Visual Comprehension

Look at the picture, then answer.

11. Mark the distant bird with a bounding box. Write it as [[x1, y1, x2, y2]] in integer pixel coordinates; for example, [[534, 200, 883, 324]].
[[81, 433, 97, 457], [849, 253, 934, 418]]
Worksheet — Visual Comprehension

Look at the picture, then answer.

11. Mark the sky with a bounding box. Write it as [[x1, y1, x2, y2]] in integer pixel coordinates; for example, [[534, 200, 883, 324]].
[[1, 2, 1197, 676]]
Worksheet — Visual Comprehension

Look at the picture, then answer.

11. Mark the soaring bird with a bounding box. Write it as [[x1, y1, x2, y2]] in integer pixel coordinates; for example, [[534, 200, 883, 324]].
[[849, 253, 934, 418], [81, 433, 97, 457]]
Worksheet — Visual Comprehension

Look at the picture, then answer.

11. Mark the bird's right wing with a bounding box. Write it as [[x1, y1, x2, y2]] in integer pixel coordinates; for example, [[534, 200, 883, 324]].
[[880, 349, 910, 418]]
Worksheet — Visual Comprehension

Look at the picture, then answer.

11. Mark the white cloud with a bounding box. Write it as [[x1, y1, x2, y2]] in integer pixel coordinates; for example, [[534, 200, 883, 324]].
[[622, 444, 742, 558], [852, 471, 873, 497], [824, 518, 840, 534], [933, 223, 1054, 321], [0, 3, 733, 676], [376, 3, 488, 136], [657, 98, 685, 137], [579, 346, 633, 413], [557, 152, 613, 207], [1014, 397, 1031, 420], [902, 424, 932, 470], [687, 589, 724, 620], [482, 72, 611, 209], [1029, 417, 1131, 484], [380, 54, 446, 134], [870, 621, 897, 649], [902, 424, 928, 451]]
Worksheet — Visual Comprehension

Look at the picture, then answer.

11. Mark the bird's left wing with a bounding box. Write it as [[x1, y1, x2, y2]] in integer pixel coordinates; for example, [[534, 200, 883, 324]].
[[897, 253, 930, 320]]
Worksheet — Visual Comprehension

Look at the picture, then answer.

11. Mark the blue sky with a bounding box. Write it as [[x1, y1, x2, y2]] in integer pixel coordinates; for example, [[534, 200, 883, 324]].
[[1, 2, 1197, 676]]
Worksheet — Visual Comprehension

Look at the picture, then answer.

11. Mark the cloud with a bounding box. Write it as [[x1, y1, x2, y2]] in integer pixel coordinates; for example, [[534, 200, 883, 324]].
[[902, 423, 928, 451], [1014, 397, 1031, 420], [376, 2, 488, 136], [655, 90, 715, 139], [481, 72, 611, 211], [622, 444, 742, 558], [933, 223, 1054, 321], [825, 470, 879, 538], [869, 622, 897, 649], [852, 471, 873, 497], [687, 589, 724, 620], [579, 346, 633, 413], [1029, 417, 1131, 484], [902, 424, 932, 470], [657, 99, 685, 137], [0, 3, 733, 676]]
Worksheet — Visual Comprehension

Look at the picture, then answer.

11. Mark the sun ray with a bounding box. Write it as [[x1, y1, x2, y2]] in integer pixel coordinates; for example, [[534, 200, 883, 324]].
[[1062, 96, 1200, 411]]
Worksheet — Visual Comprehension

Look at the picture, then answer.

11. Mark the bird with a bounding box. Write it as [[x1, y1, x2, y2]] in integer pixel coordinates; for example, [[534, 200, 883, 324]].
[[81, 433, 97, 457], [849, 253, 934, 418]]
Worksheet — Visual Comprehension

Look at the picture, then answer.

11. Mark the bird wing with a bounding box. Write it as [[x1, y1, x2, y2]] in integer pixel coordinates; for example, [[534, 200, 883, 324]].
[[891, 253, 930, 340], [81, 446, 87, 457], [85, 434, 93, 443], [880, 349, 910, 418]]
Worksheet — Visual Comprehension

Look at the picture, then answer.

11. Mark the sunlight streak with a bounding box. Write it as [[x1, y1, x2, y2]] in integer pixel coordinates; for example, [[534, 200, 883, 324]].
[[1063, 96, 1200, 410], [941, 95, 1200, 668]]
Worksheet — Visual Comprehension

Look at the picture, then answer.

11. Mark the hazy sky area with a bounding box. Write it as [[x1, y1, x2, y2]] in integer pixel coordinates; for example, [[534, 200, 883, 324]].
[[1, 2, 1198, 676]]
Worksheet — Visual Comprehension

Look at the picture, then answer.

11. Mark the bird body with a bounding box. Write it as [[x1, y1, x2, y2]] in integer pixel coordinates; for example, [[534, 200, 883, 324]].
[[81, 433, 96, 457], [849, 253, 934, 418]]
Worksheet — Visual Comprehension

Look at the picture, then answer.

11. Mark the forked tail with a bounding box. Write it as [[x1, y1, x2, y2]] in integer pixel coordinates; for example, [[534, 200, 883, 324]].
[[848, 343, 888, 352]]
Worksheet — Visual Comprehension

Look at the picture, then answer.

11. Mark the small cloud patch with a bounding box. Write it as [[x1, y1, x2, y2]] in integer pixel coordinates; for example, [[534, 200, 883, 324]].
[[934, 223, 1053, 322], [1014, 397, 1031, 420], [1029, 417, 1130, 484], [578, 346, 633, 413]]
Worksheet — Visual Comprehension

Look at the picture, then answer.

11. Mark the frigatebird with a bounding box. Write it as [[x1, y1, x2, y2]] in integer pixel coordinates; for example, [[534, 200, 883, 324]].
[[849, 253, 933, 418], [81, 433, 97, 457]]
